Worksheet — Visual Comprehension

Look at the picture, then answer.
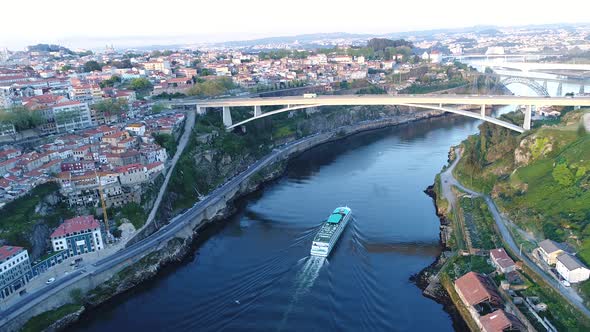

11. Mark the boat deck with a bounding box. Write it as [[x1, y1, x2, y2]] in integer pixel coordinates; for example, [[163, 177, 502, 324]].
[[313, 222, 340, 243]]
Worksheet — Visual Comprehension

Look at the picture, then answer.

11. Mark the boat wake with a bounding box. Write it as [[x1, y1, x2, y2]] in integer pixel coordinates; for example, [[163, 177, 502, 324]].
[[278, 256, 326, 330]]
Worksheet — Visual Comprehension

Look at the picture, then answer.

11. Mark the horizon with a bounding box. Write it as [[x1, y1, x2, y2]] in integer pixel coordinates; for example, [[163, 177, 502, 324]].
[[4, 22, 590, 52], [2, 0, 590, 50]]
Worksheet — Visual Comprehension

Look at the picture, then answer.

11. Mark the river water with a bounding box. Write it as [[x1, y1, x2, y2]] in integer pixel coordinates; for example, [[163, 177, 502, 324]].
[[71, 79, 553, 331]]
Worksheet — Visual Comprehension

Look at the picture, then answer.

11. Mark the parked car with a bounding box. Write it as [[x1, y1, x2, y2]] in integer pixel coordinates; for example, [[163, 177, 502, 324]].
[[46, 277, 56, 285]]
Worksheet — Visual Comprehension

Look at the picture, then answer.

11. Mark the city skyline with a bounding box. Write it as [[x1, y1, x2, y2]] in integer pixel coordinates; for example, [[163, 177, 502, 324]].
[[2, 0, 589, 49]]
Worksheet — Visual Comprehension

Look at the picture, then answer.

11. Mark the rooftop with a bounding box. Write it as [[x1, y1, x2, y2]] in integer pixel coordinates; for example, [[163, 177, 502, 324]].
[[557, 253, 588, 271], [454, 272, 503, 307], [539, 239, 564, 254], [50, 215, 100, 238], [490, 248, 515, 269], [479, 309, 524, 332], [0, 245, 25, 262]]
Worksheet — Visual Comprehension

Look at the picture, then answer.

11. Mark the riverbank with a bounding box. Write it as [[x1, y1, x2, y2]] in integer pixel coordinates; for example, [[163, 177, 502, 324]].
[[15, 108, 458, 332], [413, 152, 470, 332]]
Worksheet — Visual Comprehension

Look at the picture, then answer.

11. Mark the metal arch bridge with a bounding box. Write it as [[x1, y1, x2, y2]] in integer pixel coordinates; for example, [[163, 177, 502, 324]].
[[500, 77, 550, 96], [170, 95, 590, 133]]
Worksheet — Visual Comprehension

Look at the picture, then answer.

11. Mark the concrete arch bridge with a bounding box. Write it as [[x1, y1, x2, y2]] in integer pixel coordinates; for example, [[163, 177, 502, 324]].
[[170, 94, 590, 133]]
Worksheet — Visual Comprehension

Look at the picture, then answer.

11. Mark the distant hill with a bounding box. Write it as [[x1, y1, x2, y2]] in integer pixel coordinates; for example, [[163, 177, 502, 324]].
[[26, 43, 74, 54], [217, 32, 377, 48]]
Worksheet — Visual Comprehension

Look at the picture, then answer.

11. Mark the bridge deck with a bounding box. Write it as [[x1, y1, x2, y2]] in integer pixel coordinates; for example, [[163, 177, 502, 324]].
[[190, 94, 590, 108]]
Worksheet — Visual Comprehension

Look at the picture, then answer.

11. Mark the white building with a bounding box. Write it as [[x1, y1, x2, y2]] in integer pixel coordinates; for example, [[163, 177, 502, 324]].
[[50, 216, 103, 256], [556, 253, 590, 283], [125, 123, 146, 136], [485, 47, 505, 55], [430, 51, 442, 64], [51, 101, 93, 133], [0, 246, 33, 299]]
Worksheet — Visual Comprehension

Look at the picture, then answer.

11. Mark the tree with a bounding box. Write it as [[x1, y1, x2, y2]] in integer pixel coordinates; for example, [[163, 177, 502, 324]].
[[60, 64, 72, 72], [0, 106, 43, 132], [186, 77, 236, 97], [151, 103, 165, 113], [99, 75, 122, 88], [92, 99, 128, 123], [199, 68, 215, 76], [553, 162, 574, 187], [83, 60, 102, 72], [367, 38, 413, 52], [128, 77, 152, 92], [110, 59, 132, 69]]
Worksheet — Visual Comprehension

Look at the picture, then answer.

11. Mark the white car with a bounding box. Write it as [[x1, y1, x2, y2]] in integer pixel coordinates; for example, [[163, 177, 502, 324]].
[[561, 280, 571, 287], [46, 277, 56, 285]]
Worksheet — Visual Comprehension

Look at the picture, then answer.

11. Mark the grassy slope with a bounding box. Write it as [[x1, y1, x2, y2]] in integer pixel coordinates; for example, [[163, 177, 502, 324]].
[[21, 304, 82, 332], [454, 109, 590, 317], [0, 182, 73, 250], [454, 109, 590, 258]]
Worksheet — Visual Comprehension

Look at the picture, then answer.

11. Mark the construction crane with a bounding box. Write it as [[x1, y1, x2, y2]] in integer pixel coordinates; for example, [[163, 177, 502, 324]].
[[94, 170, 111, 242]]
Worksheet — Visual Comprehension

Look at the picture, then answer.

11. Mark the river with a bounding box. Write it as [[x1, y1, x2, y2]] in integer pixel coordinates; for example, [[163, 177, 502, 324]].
[[71, 80, 549, 331]]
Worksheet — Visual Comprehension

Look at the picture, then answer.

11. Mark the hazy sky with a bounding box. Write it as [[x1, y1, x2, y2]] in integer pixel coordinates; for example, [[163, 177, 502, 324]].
[[1, 0, 588, 49]]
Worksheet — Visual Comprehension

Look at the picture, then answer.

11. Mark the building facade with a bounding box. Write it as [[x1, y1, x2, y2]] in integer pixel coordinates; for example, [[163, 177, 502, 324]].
[[50, 216, 103, 256], [556, 253, 590, 283], [0, 246, 33, 300], [538, 239, 565, 265], [489, 248, 516, 274]]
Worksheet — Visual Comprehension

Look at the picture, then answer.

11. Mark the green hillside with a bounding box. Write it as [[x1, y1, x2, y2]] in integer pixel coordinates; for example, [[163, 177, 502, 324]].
[[454, 109, 590, 261]]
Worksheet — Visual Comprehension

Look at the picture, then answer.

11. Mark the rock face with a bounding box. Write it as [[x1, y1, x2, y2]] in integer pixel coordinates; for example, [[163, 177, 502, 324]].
[[514, 134, 553, 167], [42, 307, 85, 332], [29, 191, 63, 259]]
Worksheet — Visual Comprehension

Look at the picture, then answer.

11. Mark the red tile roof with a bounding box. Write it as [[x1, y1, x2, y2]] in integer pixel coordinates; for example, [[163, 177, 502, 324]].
[[146, 161, 164, 170], [479, 309, 524, 332], [53, 100, 83, 107], [454, 272, 502, 307], [115, 163, 143, 173], [50, 215, 100, 238], [0, 245, 25, 262]]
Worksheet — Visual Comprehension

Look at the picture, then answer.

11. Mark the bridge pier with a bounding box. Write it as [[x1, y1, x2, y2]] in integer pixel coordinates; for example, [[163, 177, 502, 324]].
[[523, 105, 532, 131], [543, 80, 548, 90], [254, 105, 262, 117], [223, 106, 232, 127], [580, 85, 585, 95], [197, 106, 206, 115], [480, 104, 486, 117], [557, 83, 563, 96]]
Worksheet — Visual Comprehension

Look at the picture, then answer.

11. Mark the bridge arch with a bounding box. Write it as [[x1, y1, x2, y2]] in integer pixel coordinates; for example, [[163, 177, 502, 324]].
[[500, 77, 550, 96], [227, 103, 525, 133]]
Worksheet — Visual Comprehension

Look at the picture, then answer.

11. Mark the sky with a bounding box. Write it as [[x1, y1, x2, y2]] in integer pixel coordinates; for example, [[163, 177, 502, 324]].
[[1, 0, 589, 49]]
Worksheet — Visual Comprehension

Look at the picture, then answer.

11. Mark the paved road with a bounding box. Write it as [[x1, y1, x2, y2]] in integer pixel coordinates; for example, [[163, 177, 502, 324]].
[[0, 131, 326, 325], [440, 149, 590, 318], [141, 110, 196, 232]]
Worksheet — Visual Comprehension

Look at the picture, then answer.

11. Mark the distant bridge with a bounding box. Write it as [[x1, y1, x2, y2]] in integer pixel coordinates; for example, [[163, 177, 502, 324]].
[[470, 61, 590, 72], [170, 95, 590, 133], [500, 77, 550, 96], [444, 54, 558, 61]]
